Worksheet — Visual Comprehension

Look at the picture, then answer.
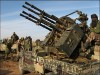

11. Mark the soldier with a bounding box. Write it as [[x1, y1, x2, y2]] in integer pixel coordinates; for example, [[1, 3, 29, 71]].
[[90, 14, 99, 32], [11, 32, 19, 44], [83, 14, 100, 59], [24, 36, 32, 51]]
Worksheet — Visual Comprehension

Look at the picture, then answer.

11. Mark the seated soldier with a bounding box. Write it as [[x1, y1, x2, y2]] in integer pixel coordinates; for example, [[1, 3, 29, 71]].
[[83, 14, 100, 59]]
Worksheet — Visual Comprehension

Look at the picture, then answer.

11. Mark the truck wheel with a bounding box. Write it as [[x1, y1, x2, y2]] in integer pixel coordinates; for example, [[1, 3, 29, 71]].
[[19, 58, 24, 75]]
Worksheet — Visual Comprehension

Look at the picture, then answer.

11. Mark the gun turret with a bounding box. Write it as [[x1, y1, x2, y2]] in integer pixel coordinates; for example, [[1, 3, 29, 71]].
[[20, 2, 84, 58]]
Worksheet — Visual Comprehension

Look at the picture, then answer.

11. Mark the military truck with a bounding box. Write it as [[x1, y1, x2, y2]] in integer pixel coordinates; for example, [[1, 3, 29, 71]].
[[19, 2, 100, 75]]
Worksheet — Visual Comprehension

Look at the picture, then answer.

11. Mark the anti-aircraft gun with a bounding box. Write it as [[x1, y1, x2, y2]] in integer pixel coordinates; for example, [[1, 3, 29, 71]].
[[20, 2, 85, 58], [19, 2, 100, 75]]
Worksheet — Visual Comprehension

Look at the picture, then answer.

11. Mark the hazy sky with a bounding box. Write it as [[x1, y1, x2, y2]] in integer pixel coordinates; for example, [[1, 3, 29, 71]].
[[1, 1, 99, 41]]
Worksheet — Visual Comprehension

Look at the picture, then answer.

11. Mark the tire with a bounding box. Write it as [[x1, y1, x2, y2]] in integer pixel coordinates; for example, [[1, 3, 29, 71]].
[[19, 57, 24, 75]]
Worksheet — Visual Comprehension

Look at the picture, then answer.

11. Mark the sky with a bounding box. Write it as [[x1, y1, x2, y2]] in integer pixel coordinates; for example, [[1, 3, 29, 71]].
[[1, 1, 100, 41]]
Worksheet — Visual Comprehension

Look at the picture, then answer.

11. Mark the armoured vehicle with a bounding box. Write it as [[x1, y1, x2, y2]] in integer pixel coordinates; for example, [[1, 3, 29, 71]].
[[19, 2, 100, 75]]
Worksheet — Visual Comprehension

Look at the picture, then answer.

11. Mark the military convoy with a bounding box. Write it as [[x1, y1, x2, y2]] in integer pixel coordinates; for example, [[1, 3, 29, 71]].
[[19, 2, 100, 75]]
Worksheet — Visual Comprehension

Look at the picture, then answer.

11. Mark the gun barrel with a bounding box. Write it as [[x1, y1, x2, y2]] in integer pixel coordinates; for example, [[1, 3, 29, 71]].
[[41, 18, 61, 32], [66, 10, 78, 16], [22, 11, 61, 32], [23, 5, 40, 15], [42, 16, 55, 24], [20, 13, 37, 23], [23, 5, 55, 24], [25, 2, 51, 17], [20, 13, 52, 31], [22, 11, 38, 21], [40, 24, 52, 31], [25, 2, 56, 19], [24, 2, 66, 26], [25, 2, 42, 12]]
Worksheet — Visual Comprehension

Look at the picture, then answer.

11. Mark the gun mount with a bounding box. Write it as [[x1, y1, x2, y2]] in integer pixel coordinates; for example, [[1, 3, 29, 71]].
[[20, 2, 85, 58]]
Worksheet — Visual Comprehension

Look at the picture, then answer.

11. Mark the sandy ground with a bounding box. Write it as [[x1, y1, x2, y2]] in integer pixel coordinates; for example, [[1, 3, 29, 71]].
[[0, 46, 99, 75], [0, 60, 39, 75], [0, 60, 20, 75]]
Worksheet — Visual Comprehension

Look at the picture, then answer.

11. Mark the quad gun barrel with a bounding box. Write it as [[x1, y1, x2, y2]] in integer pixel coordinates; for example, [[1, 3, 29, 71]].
[[20, 2, 69, 32], [20, 14, 52, 31], [25, 2, 67, 26], [20, 2, 85, 57]]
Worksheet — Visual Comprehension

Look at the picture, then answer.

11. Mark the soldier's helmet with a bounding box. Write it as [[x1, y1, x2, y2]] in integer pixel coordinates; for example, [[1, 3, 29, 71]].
[[91, 14, 98, 19]]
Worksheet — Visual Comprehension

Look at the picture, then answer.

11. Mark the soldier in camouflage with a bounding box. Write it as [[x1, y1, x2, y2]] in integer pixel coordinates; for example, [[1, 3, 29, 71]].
[[11, 32, 19, 44], [90, 14, 99, 33], [83, 14, 100, 59], [24, 36, 32, 51]]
